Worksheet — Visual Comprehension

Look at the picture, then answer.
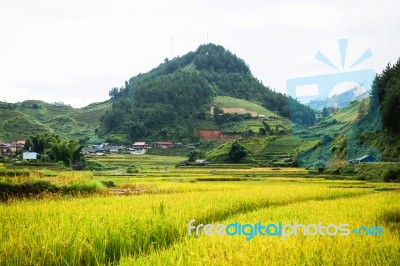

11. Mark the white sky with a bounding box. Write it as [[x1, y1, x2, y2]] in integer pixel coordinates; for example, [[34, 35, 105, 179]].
[[0, 0, 399, 107]]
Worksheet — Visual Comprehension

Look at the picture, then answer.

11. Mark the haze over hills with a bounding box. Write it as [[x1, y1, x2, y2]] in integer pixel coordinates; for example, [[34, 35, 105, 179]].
[[307, 86, 369, 111]]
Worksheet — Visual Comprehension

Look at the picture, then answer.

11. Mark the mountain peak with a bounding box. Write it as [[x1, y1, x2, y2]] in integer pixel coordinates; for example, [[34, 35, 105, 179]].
[[193, 43, 250, 73]]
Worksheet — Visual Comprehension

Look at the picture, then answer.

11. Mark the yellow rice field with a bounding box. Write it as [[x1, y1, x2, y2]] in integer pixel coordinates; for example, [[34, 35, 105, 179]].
[[0, 157, 399, 265]]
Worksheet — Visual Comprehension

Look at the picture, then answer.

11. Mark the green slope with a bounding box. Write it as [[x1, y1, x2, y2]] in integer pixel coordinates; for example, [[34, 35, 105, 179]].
[[205, 100, 364, 165], [0, 101, 110, 143], [16, 100, 75, 122], [213, 96, 277, 117], [298, 101, 360, 138], [0, 109, 51, 141], [205, 136, 319, 164], [212, 96, 291, 133], [250, 98, 398, 165]]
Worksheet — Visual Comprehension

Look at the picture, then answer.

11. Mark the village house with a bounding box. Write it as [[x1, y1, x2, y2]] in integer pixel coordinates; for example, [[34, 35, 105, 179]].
[[15, 140, 26, 154], [0, 143, 11, 154], [85, 143, 127, 156], [257, 114, 267, 120], [193, 159, 210, 166], [131, 142, 148, 154], [0, 140, 26, 156], [105, 145, 125, 153], [23, 151, 39, 160], [85, 144, 106, 156], [153, 142, 174, 148], [133, 142, 148, 149], [282, 157, 294, 163], [348, 155, 375, 164]]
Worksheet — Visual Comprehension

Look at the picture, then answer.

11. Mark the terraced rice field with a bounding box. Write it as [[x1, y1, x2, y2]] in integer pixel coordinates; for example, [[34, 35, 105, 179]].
[[0, 155, 399, 265]]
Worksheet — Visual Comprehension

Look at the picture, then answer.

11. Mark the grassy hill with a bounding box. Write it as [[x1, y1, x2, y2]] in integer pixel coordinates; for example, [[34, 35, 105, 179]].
[[16, 100, 75, 122], [212, 96, 291, 134], [205, 100, 366, 165], [297, 101, 360, 139], [213, 96, 277, 117], [206, 97, 399, 166], [0, 109, 51, 141], [0, 101, 110, 143], [205, 135, 320, 164]]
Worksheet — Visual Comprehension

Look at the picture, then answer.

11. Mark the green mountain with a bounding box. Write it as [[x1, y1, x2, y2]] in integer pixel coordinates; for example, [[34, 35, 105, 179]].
[[3, 46, 397, 167], [206, 57, 400, 165], [99, 43, 316, 142], [0, 100, 110, 143]]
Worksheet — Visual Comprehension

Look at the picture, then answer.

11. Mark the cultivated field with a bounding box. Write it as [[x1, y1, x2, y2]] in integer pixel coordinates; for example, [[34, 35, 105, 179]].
[[0, 154, 399, 265]]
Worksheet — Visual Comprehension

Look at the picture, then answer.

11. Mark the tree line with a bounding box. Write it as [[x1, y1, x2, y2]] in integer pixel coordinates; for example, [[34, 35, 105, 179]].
[[24, 133, 84, 167]]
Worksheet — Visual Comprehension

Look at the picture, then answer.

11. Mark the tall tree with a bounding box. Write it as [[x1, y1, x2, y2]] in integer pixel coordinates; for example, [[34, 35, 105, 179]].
[[357, 99, 369, 121], [228, 140, 247, 163]]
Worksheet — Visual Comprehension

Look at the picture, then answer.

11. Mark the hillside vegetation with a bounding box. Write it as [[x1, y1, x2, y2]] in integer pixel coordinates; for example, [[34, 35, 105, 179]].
[[212, 96, 291, 134], [0, 109, 50, 141], [0, 100, 110, 143], [207, 59, 400, 165], [99, 43, 316, 142]]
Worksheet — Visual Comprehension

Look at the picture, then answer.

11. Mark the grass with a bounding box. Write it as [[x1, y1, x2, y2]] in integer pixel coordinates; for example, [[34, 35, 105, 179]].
[[0, 110, 51, 141], [212, 96, 291, 134], [301, 101, 360, 139], [0, 100, 110, 142], [0, 170, 105, 201], [206, 136, 320, 164], [122, 191, 400, 265], [0, 154, 399, 265], [1, 180, 384, 265], [213, 96, 277, 117]]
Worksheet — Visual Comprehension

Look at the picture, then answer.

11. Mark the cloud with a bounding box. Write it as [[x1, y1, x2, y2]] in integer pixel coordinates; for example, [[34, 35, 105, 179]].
[[0, 0, 399, 107]]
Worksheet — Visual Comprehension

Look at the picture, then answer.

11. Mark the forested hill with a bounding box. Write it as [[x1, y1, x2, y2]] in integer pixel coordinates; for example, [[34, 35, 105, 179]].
[[98, 43, 316, 142]]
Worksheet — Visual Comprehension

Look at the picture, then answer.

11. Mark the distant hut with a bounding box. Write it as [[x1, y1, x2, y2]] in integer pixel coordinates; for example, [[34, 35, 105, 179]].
[[193, 159, 210, 166], [23, 152, 39, 160], [348, 155, 375, 164]]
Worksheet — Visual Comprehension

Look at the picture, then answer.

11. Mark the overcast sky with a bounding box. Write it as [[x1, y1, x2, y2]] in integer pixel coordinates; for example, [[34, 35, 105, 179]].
[[1, 0, 399, 107]]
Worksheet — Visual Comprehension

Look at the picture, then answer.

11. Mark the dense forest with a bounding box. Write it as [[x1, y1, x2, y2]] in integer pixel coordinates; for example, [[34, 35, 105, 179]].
[[99, 44, 316, 142], [357, 58, 400, 161], [374, 59, 400, 133]]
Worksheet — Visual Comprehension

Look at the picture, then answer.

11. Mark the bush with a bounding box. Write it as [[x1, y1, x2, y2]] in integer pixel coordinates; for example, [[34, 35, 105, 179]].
[[175, 160, 191, 167], [61, 181, 105, 194], [383, 167, 400, 182], [85, 161, 111, 171], [228, 141, 247, 163], [101, 180, 116, 188], [127, 166, 139, 173], [0, 180, 59, 194], [0, 179, 106, 201], [0, 169, 30, 177]]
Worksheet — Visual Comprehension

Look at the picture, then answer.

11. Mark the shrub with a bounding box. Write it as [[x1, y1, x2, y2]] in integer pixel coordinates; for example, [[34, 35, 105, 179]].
[[0, 180, 59, 194], [383, 167, 400, 182], [0, 169, 30, 177], [127, 166, 139, 173], [62, 181, 105, 194], [101, 180, 116, 188], [85, 160, 103, 170]]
